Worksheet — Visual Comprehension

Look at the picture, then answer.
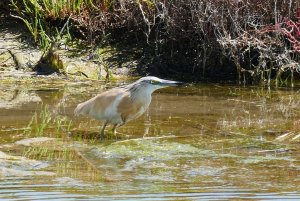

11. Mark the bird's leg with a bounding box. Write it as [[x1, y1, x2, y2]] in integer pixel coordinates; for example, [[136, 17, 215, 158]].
[[112, 124, 118, 136], [100, 121, 108, 139], [111, 122, 127, 138]]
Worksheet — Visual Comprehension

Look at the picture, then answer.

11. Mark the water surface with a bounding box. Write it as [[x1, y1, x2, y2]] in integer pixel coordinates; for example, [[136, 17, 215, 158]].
[[0, 78, 300, 200]]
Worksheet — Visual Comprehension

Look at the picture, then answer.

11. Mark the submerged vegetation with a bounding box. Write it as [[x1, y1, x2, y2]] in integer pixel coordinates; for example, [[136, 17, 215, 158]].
[[1, 0, 299, 84]]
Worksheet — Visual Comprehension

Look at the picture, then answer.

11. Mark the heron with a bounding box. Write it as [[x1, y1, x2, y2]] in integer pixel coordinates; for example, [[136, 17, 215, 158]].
[[74, 76, 184, 138]]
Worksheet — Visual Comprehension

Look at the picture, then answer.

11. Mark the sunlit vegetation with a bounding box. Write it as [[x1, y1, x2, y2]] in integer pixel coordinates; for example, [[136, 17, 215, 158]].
[[24, 106, 73, 139]]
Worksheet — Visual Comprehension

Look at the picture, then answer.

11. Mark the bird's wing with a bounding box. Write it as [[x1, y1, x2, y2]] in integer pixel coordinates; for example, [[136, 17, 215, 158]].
[[117, 92, 145, 123], [74, 88, 124, 119]]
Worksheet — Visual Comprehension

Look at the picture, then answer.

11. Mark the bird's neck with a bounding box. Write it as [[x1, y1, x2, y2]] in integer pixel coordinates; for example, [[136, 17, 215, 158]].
[[130, 86, 153, 104]]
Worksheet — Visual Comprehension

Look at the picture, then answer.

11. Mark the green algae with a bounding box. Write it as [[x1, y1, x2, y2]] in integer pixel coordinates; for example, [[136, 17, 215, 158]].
[[91, 139, 212, 160], [241, 155, 294, 164]]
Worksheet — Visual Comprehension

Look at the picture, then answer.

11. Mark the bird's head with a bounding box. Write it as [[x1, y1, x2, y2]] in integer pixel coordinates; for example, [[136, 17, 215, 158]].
[[136, 76, 184, 93]]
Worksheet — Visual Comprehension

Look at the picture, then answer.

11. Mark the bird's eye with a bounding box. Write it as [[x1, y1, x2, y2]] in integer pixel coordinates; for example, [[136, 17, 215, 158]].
[[150, 80, 159, 85]]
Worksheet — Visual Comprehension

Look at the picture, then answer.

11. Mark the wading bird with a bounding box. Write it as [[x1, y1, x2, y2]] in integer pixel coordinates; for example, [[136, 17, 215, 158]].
[[74, 76, 183, 138]]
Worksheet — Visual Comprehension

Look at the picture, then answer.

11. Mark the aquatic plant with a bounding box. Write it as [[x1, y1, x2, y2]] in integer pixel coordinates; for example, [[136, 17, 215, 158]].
[[96, 47, 112, 82], [24, 106, 52, 137], [24, 105, 73, 139]]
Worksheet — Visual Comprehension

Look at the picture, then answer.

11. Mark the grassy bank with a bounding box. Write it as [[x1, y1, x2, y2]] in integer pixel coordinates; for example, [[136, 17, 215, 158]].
[[2, 0, 300, 85]]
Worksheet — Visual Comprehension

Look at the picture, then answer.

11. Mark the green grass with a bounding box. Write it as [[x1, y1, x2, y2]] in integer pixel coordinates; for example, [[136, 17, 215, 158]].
[[10, 0, 81, 51], [24, 105, 73, 139]]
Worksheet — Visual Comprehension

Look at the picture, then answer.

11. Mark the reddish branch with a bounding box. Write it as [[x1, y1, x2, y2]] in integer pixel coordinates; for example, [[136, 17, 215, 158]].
[[280, 19, 300, 53]]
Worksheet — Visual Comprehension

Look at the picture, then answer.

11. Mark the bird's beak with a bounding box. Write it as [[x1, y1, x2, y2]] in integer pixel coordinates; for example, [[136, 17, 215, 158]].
[[160, 79, 185, 87]]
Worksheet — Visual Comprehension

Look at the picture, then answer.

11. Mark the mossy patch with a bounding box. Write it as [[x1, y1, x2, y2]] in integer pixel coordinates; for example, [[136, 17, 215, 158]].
[[91, 139, 215, 160]]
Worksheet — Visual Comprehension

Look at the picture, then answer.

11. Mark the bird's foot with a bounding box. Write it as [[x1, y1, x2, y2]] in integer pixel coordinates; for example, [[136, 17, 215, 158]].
[[95, 132, 105, 141], [106, 130, 130, 140]]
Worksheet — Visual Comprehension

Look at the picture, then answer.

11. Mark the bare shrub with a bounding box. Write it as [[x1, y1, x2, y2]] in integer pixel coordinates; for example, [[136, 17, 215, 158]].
[[9, 0, 300, 83]]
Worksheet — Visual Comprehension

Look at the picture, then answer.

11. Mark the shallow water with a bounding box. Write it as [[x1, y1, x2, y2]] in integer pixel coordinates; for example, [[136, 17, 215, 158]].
[[1, 78, 300, 200]]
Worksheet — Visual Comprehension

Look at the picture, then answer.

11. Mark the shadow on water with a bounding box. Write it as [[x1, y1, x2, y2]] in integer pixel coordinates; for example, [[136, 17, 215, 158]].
[[1, 79, 300, 200]]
